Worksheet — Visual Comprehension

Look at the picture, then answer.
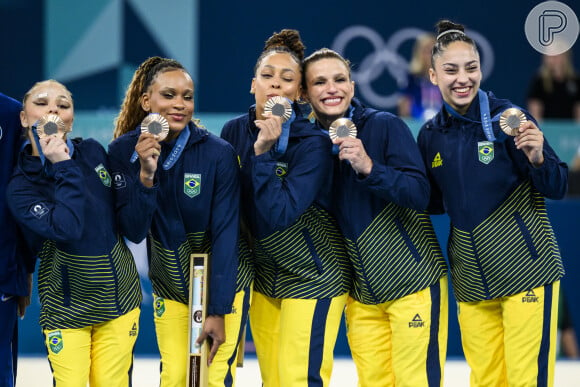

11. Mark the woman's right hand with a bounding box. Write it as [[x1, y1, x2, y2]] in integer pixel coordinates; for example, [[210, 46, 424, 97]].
[[135, 132, 161, 186], [40, 135, 71, 163], [254, 114, 283, 156]]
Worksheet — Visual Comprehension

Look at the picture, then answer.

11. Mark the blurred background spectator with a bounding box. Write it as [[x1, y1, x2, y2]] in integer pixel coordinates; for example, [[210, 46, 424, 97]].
[[397, 33, 442, 122], [527, 50, 580, 122]]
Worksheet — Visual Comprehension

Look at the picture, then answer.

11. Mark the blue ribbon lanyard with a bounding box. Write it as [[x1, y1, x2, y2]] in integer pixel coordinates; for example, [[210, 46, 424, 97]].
[[130, 125, 190, 170], [442, 89, 496, 142], [331, 106, 354, 155], [272, 100, 295, 158]]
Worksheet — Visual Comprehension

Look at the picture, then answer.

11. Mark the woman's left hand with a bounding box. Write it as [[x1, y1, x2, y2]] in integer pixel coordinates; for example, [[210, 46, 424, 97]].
[[17, 273, 33, 319], [514, 121, 544, 167]]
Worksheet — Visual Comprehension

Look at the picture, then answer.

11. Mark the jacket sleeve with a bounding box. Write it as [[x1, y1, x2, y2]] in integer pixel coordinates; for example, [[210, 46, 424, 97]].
[[108, 139, 158, 243], [7, 159, 85, 242], [207, 144, 240, 315], [360, 114, 430, 211], [504, 113, 568, 200], [251, 135, 331, 232], [417, 126, 446, 215], [219, 120, 234, 143], [525, 138, 568, 199]]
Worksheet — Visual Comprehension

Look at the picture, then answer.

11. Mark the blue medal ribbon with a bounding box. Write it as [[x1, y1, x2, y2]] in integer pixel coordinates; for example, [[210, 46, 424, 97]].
[[130, 125, 190, 170], [162, 125, 190, 170], [272, 99, 295, 157], [442, 89, 496, 142]]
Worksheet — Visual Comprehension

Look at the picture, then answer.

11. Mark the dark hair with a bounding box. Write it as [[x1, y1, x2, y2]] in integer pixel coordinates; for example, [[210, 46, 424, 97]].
[[253, 29, 305, 74], [113, 56, 187, 139], [431, 20, 478, 68]]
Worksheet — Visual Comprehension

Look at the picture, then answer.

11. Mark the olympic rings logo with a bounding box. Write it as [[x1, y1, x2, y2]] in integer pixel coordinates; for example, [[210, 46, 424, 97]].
[[331, 26, 495, 110]]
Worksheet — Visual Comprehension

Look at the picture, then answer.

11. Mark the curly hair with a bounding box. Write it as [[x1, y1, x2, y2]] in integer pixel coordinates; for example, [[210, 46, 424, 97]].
[[253, 29, 306, 75]]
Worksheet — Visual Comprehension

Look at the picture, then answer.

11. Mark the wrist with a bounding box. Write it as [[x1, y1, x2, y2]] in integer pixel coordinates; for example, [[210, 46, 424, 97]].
[[140, 171, 155, 186]]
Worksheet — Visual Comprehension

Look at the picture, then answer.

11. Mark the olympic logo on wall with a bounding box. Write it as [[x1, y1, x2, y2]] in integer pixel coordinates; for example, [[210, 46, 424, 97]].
[[331, 26, 495, 110]]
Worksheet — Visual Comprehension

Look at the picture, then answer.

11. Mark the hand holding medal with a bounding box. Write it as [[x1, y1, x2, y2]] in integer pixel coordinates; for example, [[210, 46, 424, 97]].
[[257, 96, 294, 156], [499, 108, 527, 137], [32, 114, 72, 164], [34, 114, 71, 139], [134, 114, 167, 185], [328, 118, 357, 140], [263, 96, 293, 123], [501, 108, 545, 167], [328, 117, 372, 175], [141, 113, 169, 141]]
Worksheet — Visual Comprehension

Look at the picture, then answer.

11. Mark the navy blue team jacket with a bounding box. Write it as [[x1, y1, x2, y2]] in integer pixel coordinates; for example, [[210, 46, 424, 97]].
[[1, 93, 32, 298], [321, 98, 447, 304], [418, 91, 567, 301], [108, 122, 239, 315], [7, 138, 141, 329], [221, 103, 350, 300]]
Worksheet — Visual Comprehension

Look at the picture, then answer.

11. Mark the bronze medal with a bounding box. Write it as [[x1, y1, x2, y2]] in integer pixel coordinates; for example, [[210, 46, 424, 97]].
[[141, 113, 169, 141], [264, 96, 292, 122], [328, 118, 357, 140], [35, 114, 68, 139], [499, 108, 526, 136]]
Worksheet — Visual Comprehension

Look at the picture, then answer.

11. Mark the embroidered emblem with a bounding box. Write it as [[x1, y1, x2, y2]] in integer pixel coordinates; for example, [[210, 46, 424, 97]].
[[184, 173, 201, 198], [112, 172, 126, 189], [94, 163, 111, 187], [154, 297, 166, 317], [30, 203, 49, 219], [478, 141, 494, 164], [431, 152, 443, 168], [275, 162, 288, 179], [48, 330, 64, 354]]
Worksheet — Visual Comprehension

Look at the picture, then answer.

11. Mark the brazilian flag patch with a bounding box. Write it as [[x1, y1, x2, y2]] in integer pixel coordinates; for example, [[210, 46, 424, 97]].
[[184, 173, 201, 198], [94, 163, 112, 187], [275, 162, 288, 180], [48, 330, 64, 354], [154, 297, 166, 317], [478, 141, 494, 164]]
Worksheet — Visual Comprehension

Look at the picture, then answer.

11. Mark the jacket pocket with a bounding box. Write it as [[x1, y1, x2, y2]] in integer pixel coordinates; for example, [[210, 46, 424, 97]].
[[513, 212, 539, 260], [394, 218, 422, 263], [60, 265, 71, 307], [302, 228, 324, 275]]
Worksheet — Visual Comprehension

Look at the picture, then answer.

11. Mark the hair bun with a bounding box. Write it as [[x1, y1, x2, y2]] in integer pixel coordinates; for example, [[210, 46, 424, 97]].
[[263, 29, 305, 61], [436, 20, 465, 36]]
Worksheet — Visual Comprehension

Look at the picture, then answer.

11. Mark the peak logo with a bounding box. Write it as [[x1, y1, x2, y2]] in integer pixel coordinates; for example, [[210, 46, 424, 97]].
[[409, 314, 425, 328], [522, 290, 540, 303]]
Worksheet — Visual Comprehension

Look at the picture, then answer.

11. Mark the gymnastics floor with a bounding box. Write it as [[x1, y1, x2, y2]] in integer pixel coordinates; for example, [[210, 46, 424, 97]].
[[16, 356, 580, 386]]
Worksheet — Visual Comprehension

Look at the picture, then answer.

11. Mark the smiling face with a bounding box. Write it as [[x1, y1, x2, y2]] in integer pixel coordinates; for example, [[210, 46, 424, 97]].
[[141, 69, 194, 140], [251, 51, 302, 120], [429, 41, 482, 115], [304, 57, 355, 129], [20, 80, 74, 138]]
